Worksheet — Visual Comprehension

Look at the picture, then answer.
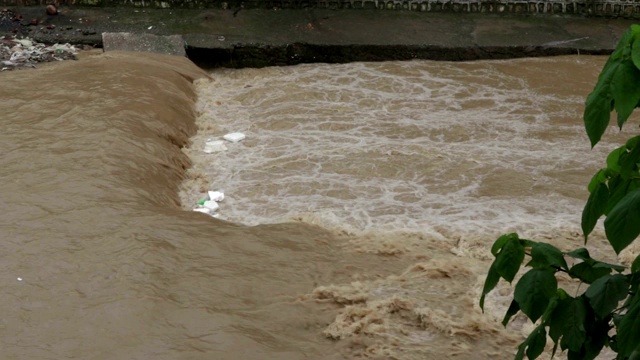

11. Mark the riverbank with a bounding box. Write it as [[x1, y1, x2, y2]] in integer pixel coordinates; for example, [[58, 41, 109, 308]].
[[0, 6, 637, 67]]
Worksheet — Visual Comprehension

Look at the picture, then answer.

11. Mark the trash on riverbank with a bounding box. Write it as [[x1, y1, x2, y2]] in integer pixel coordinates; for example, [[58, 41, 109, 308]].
[[1, 35, 77, 71], [193, 190, 225, 218]]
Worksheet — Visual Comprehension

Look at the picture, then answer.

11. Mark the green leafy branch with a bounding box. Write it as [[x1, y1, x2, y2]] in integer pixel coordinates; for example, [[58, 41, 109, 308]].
[[481, 24, 640, 360], [481, 234, 640, 360], [583, 24, 640, 255]]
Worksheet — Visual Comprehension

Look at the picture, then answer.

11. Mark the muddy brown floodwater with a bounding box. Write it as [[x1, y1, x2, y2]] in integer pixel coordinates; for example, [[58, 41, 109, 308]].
[[1, 52, 638, 359]]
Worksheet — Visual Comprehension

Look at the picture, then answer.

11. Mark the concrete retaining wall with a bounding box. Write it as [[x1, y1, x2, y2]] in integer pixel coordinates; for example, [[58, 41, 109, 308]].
[[2, 0, 639, 17]]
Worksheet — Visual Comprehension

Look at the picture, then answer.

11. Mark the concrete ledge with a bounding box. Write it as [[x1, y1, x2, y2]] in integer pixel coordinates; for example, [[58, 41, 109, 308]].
[[102, 32, 186, 56], [0, 7, 637, 68]]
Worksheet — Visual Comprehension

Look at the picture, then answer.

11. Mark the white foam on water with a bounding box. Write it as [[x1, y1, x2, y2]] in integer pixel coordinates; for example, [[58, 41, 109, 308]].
[[191, 57, 635, 240]]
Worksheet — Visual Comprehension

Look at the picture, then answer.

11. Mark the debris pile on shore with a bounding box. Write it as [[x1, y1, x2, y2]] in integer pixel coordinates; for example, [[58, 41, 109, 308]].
[[1, 36, 77, 71]]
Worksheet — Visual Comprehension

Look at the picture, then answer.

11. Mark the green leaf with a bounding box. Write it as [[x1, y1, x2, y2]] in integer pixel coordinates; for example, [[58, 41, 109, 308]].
[[588, 169, 608, 193], [542, 294, 560, 323], [607, 146, 626, 173], [491, 233, 517, 256], [525, 325, 547, 360], [605, 177, 632, 215], [559, 297, 588, 352], [515, 342, 526, 360], [611, 334, 620, 353], [584, 27, 636, 147], [583, 318, 611, 360], [617, 299, 640, 358], [566, 247, 623, 276], [480, 262, 500, 311], [569, 262, 612, 284], [620, 137, 640, 179], [626, 136, 640, 148], [502, 300, 520, 327], [585, 274, 629, 319], [624, 282, 640, 307], [514, 268, 558, 322], [566, 248, 591, 261], [582, 182, 609, 242], [549, 298, 568, 342], [612, 27, 635, 60], [632, 31, 640, 73], [604, 189, 640, 254], [631, 259, 640, 294], [529, 242, 568, 270], [515, 324, 547, 360], [568, 348, 585, 360], [584, 86, 614, 148], [494, 238, 525, 282], [592, 260, 626, 272], [612, 59, 640, 129], [548, 297, 589, 352]]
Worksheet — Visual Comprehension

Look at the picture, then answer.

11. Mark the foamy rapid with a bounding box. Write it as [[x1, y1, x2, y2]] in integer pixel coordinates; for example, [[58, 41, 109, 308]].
[[184, 56, 633, 241], [181, 58, 637, 359]]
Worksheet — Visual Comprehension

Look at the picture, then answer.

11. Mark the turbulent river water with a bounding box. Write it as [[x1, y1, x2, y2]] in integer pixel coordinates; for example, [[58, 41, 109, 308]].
[[2, 51, 638, 360]]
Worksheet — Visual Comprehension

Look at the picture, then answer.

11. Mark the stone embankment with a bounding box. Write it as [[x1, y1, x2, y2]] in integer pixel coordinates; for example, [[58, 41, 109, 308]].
[[2, 0, 640, 17], [0, 3, 637, 67]]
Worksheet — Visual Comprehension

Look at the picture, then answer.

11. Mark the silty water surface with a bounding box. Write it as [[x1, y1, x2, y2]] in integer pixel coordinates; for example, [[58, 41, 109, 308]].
[[186, 56, 632, 239], [0, 51, 632, 360], [181, 56, 637, 359]]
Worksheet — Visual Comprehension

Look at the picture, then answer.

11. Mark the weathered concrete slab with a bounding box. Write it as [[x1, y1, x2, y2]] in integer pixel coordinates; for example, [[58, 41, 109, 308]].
[[0, 6, 638, 66], [102, 32, 186, 56]]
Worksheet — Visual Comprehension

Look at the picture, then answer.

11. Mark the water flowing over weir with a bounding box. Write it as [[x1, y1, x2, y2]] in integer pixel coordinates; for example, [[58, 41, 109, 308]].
[[182, 55, 640, 359], [0, 52, 358, 360], [1, 52, 638, 360]]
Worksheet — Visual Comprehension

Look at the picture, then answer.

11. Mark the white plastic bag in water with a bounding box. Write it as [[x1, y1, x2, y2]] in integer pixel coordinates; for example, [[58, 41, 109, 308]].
[[203, 200, 219, 211], [223, 132, 245, 142], [193, 208, 212, 215], [207, 191, 224, 202], [204, 139, 227, 153]]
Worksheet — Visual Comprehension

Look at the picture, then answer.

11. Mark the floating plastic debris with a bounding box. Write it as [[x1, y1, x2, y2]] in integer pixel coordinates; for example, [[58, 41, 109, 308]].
[[204, 139, 227, 153], [193, 190, 224, 218], [207, 191, 224, 202], [203, 200, 219, 211], [223, 132, 245, 143], [17, 277, 22, 281], [193, 208, 212, 215]]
